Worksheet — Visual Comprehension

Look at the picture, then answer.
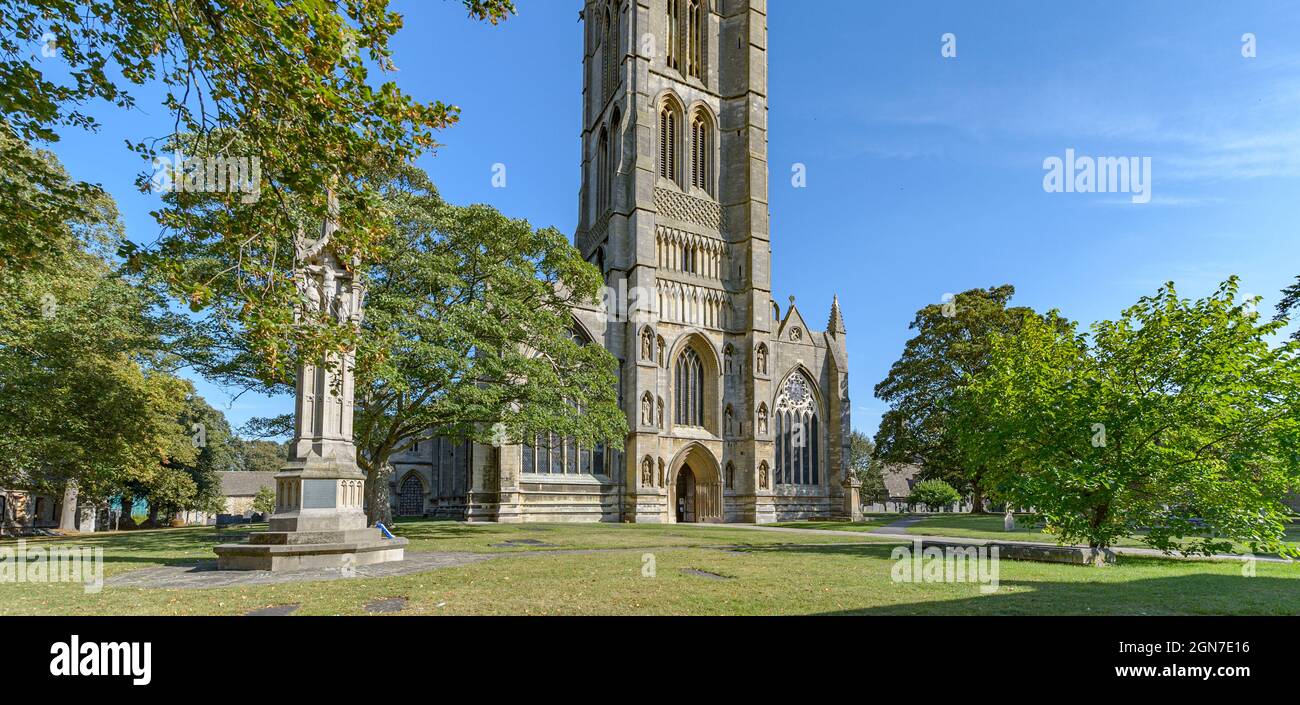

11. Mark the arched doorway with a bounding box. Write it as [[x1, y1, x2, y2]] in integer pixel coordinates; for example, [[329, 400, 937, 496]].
[[675, 466, 696, 522], [398, 473, 425, 517], [668, 443, 723, 523]]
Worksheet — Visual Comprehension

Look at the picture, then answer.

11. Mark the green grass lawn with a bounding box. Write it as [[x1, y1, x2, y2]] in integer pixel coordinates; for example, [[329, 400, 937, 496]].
[[2, 520, 1297, 615], [901, 514, 1300, 555]]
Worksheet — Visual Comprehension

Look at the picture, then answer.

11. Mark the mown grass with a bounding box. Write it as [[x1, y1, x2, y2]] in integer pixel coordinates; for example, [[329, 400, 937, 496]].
[[901, 514, 1300, 554], [2, 520, 1297, 615]]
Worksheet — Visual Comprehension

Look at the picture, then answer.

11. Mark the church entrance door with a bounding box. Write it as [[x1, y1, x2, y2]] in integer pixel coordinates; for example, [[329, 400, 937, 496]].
[[676, 466, 696, 523]]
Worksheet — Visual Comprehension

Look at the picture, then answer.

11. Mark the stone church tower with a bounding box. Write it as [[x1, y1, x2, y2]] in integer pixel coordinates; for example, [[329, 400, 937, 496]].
[[386, 0, 855, 523]]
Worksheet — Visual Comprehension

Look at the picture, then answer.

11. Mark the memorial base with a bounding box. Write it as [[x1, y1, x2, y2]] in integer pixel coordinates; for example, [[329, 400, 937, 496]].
[[214, 528, 407, 571], [214, 462, 407, 572]]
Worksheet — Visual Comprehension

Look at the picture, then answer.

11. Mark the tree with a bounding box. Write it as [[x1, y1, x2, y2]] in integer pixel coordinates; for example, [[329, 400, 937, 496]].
[[962, 278, 1300, 558], [252, 486, 276, 517], [234, 438, 291, 474], [0, 144, 193, 510], [161, 391, 239, 517], [1276, 276, 1300, 341], [849, 430, 888, 509], [3, 0, 517, 381], [874, 286, 1053, 513], [191, 166, 626, 524], [908, 479, 961, 512]]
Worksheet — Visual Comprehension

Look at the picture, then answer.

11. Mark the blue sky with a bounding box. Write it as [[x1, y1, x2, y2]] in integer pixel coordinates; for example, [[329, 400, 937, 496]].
[[46, 1, 1300, 438]]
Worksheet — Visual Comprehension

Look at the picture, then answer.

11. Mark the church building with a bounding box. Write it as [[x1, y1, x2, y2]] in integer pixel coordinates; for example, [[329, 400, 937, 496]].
[[388, 0, 855, 523]]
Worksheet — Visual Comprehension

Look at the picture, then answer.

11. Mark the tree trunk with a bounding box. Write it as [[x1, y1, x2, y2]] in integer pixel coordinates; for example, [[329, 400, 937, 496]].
[[968, 469, 988, 513], [364, 462, 394, 527], [58, 480, 79, 531], [118, 492, 133, 529]]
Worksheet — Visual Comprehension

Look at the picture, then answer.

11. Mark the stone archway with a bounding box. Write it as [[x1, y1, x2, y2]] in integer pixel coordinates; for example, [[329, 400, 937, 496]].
[[667, 443, 723, 523]]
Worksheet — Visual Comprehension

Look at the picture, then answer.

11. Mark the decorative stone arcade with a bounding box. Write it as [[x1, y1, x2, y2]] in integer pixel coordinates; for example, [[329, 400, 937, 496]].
[[215, 200, 408, 571]]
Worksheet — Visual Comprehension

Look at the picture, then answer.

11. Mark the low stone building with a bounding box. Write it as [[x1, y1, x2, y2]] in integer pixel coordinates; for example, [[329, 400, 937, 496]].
[[215, 471, 277, 518], [0, 488, 61, 535]]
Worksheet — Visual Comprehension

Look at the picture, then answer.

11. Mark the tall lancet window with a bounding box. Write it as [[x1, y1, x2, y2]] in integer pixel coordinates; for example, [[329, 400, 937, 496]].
[[604, 2, 620, 104], [690, 111, 711, 194], [600, 6, 611, 100], [674, 347, 704, 427], [596, 126, 609, 214], [775, 373, 820, 486], [666, 0, 681, 72], [687, 0, 704, 79], [607, 110, 621, 210], [658, 102, 679, 183]]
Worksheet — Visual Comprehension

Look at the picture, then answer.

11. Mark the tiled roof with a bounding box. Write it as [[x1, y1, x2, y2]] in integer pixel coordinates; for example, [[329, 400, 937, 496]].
[[218, 471, 276, 498]]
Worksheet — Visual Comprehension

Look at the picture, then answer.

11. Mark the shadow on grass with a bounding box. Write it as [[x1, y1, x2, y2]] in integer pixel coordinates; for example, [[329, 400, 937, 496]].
[[0, 525, 274, 568], [812, 573, 1300, 616], [735, 542, 1300, 615]]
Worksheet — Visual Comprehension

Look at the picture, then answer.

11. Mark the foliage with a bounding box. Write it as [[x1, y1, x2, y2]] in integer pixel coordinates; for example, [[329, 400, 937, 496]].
[[960, 278, 1300, 556], [160, 392, 238, 515], [234, 438, 290, 474], [252, 485, 276, 516], [1277, 276, 1300, 341], [180, 165, 626, 522], [908, 479, 962, 511], [0, 145, 192, 502], [2, 0, 517, 380], [849, 430, 888, 506], [873, 285, 1054, 512]]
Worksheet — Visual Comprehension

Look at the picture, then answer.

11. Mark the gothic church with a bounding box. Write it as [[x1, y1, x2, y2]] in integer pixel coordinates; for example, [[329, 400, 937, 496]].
[[388, 0, 855, 523]]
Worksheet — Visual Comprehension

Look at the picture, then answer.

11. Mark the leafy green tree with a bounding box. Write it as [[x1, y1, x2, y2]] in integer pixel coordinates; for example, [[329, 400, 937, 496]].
[[962, 278, 1300, 558], [1277, 276, 1300, 341], [849, 430, 888, 509], [3, 0, 517, 380], [234, 438, 290, 474], [189, 167, 625, 524], [252, 485, 276, 517], [874, 286, 1052, 513], [908, 479, 962, 512], [164, 391, 239, 516], [0, 144, 193, 509]]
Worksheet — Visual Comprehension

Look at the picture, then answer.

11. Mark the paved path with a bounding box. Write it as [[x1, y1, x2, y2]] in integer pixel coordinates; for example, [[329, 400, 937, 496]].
[[108, 545, 724, 590], [106, 551, 498, 589], [725, 523, 1295, 564], [867, 516, 927, 534]]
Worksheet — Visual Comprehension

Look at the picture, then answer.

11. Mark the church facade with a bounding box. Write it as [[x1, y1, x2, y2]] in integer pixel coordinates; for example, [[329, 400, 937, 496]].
[[387, 0, 856, 524]]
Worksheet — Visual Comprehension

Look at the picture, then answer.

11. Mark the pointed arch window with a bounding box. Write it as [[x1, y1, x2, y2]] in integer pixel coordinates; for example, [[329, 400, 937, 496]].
[[666, 0, 681, 72], [774, 374, 820, 486], [398, 474, 424, 516], [658, 102, 679, 183], [690, 110, 712, 194], [604, 3, 620, 104], [674, 347, 705, 427], [687, 0, 705, 80], [596, 125, 609, 215]]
